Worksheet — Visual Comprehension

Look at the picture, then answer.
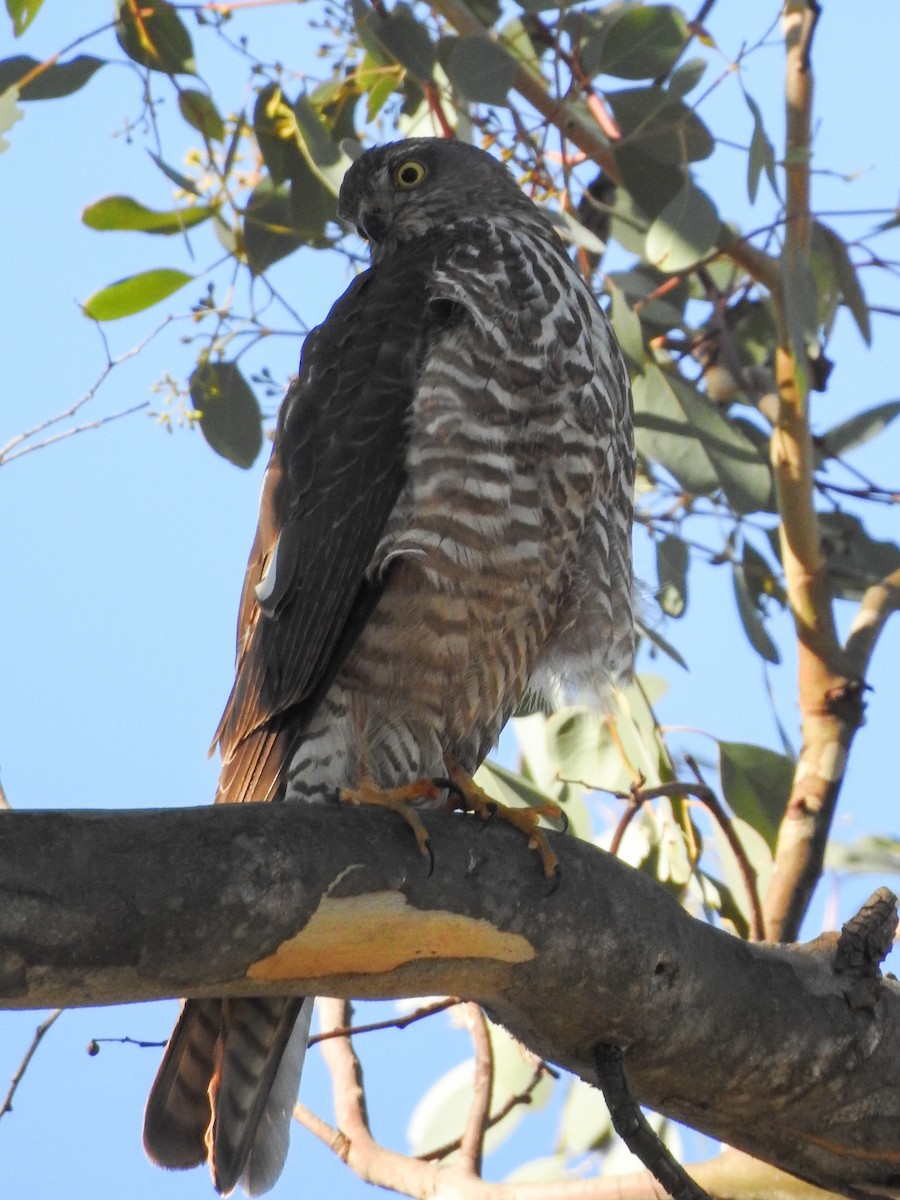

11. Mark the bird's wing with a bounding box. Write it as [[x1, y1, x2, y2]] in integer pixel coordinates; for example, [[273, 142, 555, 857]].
[[212, 240, 458, 805]]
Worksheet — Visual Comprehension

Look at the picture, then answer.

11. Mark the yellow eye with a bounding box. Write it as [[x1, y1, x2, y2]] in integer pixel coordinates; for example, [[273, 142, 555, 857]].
[[395, 159, 427, 189]]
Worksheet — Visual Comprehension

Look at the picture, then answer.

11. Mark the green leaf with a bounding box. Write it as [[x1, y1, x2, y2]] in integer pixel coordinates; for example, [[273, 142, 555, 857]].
[[743, 90, 777, 204], [656, 534, 688, 617], [407, 1021, 552, 1158], [474, 759, 559, 813], [504, 1157, 568, 1184], [718, 741, 793, 850], [446, 36, 515, 105], [666, 56, 706, 98], [114, 0, 196, 75], [290, 161, 338, 244], [819, 400, 900, 458], [668, 375, 773, 513], [558, 1077, 612, 1154], [608, 264, 688, 333], [608, 283, 644, 374], [645, 178, 720, 272], [243, 177, 305, 273], [82, 195, 216, 235], [826, 835, 900, 876], [365, 64, 403, 121], [0, 84, 22, 152], [732, 561, 780, 664], [814, 221, 871, 345], [292, 94, 354, 195], [612, 145, 684, 223], [81, 268, 193, 321], [190, 362, 263, 469], [0, 54, 105, 100], [148, 149, 202, 196], [635, 617, 688, 670], [817, 511, 900, 602], [363, 2, 435, 81], [633, 364, 718, 496], [6, 0, 42, 36], [593, 5, 688, 80], [178, 88, 225, 142], [633, 365, 772, 512], [608, 87, 714, 166]]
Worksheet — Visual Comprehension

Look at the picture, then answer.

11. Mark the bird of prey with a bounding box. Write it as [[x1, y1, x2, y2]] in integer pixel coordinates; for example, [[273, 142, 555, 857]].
[[143, 136, 635, 1196]]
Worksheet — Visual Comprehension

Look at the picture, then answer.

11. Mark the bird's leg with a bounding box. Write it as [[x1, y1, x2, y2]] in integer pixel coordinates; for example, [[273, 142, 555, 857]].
[[337, 776, 440, 861], [443, 757, 563, 878]]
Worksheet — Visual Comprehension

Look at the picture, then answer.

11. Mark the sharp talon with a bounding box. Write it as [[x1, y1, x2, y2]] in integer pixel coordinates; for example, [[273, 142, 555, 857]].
[[425, 840, 435, 877], [544, 865, 561, 897], [338, 779, 436, 861], [555, 807, 570, 835], [432, 776, 467, 810]]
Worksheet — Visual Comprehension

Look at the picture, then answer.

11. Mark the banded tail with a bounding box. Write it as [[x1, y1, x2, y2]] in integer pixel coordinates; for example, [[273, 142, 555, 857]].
[[144, 996, 313, 1195]]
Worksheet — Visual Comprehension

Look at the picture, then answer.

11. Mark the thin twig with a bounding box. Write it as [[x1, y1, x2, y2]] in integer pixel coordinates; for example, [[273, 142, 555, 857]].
[[0, 1010, 63, 1120], [613, 775, 765, 942], [458, 1005, 493, 1176], [308, 998, 458, 1046], [421, 1061, 556, 1162]]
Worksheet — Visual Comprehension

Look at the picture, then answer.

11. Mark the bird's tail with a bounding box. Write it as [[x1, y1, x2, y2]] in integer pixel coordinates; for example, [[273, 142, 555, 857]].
[[144, 995, 313, 1196]]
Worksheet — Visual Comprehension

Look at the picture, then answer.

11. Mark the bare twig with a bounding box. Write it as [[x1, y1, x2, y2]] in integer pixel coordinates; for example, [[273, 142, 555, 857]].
[[0, 1010, 63, 1120], [614, 776, 765, 942], [308, 998, 458, 1046], [458, 1004, 493, 1176], [0, 320, 170, 467], [421, 1060, 555, 1162]]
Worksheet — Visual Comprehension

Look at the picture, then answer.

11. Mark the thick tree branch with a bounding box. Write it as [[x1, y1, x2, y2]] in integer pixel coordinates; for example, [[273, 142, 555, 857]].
[[1, 803, 899, 1198]]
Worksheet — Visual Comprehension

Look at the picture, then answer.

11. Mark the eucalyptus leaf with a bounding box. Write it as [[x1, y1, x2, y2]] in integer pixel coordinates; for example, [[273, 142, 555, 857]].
[[114, 0, 196, 75], [190, 361, 263, 469], [815, 221, 871, 344], [81, 267, 193, 321], [243, 177, 305, 272], [732, 562, 780, 664], [292, 94, 354, 195], [609, 283, 644, 373], [363, 2, 435, 81], [7, 0, 43, 36], [656, 534, 689, 617], [744, 90, 777, 204], [718, 741, 793, 850], [558, 1077, 612, 1154], [593, 5, 687, 80], [608, 87, 714, 166], [0, 53, 105, 99], [446, 37, 515, 105], [818, 511, 900, 601], [819, 400, 900, 458], [826, 835, 900, 876], [178, 88, 225, 142], [82, 195, 216, 235], [645, 178, 720, 272]]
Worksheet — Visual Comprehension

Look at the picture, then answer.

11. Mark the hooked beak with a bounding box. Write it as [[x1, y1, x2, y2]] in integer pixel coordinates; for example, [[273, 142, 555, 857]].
[[356, 206, 388, 243]]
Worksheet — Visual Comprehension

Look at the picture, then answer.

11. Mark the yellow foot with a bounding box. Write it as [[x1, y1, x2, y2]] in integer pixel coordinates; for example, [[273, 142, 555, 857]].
[[444, 761, 563, 878], [338, 779, 440, 860]]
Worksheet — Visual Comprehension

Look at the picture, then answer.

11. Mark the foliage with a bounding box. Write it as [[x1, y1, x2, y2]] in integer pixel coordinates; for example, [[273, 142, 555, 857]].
[[3, 1, 900, 1196]]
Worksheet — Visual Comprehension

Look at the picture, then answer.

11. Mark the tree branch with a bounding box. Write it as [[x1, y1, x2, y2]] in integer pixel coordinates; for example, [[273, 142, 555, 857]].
[[763, 3, 865, 944], [1, 802, 899, 1198]]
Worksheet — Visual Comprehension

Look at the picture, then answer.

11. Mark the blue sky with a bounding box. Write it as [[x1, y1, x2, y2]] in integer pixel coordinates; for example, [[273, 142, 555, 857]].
[[2, 2, 900, 1198]]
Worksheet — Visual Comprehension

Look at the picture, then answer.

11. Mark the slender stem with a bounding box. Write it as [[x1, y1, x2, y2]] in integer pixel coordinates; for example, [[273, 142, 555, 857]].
[[458, 1004, 493, 1175]]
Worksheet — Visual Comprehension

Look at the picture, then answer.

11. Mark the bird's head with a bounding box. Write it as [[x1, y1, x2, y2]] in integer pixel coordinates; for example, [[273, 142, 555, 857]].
[[337, 138, 534, 261]]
